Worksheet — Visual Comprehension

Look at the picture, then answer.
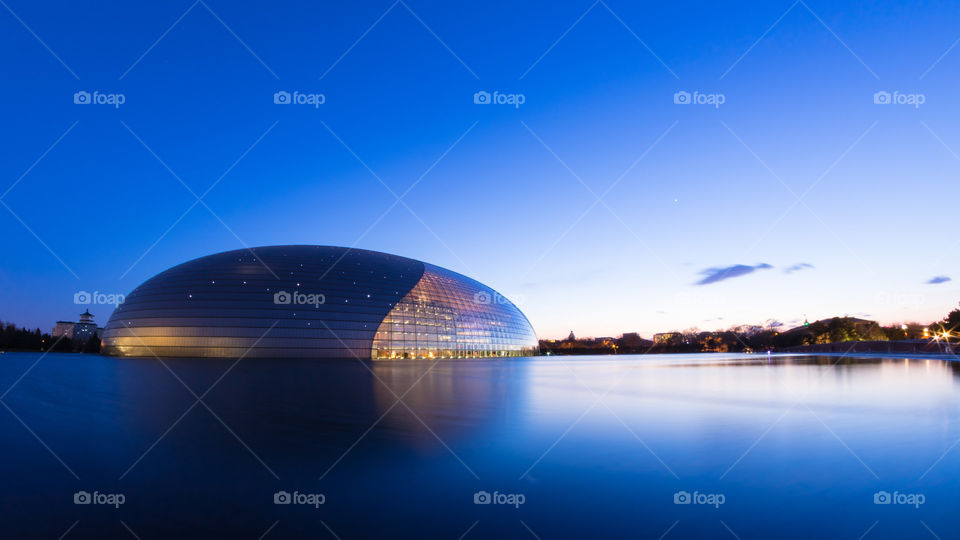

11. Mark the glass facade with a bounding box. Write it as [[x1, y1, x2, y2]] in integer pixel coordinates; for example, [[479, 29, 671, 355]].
[[371, 264, 539, 359], [101, 246, 538, 359]]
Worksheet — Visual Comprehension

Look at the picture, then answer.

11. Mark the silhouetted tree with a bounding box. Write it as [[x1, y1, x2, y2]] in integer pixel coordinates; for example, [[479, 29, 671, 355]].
[[929, 302, 960, 335], [0, 322, 59, 351], [82, 332, 101, 354]]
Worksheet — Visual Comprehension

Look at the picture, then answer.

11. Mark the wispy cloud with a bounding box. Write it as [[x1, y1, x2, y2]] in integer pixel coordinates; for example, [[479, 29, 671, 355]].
[[926, 275, 951, 284], [784, 263, 814, 274], [695, 263, 772, 285]]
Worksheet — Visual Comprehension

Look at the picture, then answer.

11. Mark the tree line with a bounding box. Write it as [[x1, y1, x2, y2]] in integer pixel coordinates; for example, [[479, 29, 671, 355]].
[[0, 322, 101, 353], [541, 301, 960, 355]]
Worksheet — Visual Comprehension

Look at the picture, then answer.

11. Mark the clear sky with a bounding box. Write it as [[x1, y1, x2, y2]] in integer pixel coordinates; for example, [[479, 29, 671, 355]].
[[1, 0, 958, 339]]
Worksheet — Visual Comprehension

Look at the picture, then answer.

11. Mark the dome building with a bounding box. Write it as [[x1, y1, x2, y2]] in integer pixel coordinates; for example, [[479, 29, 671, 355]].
[[101, 246, 538, 359]]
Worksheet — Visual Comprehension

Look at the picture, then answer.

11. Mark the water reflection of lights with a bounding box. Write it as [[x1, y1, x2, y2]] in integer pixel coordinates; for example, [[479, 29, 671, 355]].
[[371, 361, 520, 447]]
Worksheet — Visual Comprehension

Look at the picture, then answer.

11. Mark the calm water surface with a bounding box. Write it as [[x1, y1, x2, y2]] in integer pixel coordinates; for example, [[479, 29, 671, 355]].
[[1, 353, 958, 539]]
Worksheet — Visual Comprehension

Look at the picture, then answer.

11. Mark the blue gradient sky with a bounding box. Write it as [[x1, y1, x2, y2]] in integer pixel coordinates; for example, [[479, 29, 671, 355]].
[[1, 0, 958, 338]]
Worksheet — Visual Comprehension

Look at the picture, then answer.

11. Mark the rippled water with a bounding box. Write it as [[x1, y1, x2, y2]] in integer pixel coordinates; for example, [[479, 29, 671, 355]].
[[1, 352, 958, 539]]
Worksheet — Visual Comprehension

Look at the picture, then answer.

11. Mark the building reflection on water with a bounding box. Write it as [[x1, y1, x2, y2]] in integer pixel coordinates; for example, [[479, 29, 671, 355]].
[[371, 360, 528, 447], [4, 352, 960, 539]]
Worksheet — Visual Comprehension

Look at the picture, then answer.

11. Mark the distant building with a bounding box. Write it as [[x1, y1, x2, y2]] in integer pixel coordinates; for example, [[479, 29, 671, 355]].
[[653, 332, 684, 346], [52, 321, 76, 339], [52, 310, 103, 343], [594, 337, 617, 348], [73, 310, 100, 343], [620, 332, 645, 348], [697, 332, 728, 352]]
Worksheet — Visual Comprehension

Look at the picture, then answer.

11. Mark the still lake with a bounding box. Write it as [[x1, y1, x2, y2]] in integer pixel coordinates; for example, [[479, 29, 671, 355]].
[[0, 352, 958, 539]]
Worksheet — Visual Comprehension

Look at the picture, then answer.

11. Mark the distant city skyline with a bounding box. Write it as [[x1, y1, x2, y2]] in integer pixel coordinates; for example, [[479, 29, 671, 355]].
[[1, 0, 958, 339]]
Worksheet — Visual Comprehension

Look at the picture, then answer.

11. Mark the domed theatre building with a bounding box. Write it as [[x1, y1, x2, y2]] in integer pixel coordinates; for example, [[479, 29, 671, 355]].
[[101, 246, 538, 359]]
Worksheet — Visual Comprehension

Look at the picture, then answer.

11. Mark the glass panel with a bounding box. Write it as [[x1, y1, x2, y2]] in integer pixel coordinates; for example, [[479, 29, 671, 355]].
[[371, 264, 538, 359]]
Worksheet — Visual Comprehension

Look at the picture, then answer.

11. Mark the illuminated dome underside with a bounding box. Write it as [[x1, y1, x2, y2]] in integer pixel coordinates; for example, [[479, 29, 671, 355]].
[[101, 246, 538, 359]]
